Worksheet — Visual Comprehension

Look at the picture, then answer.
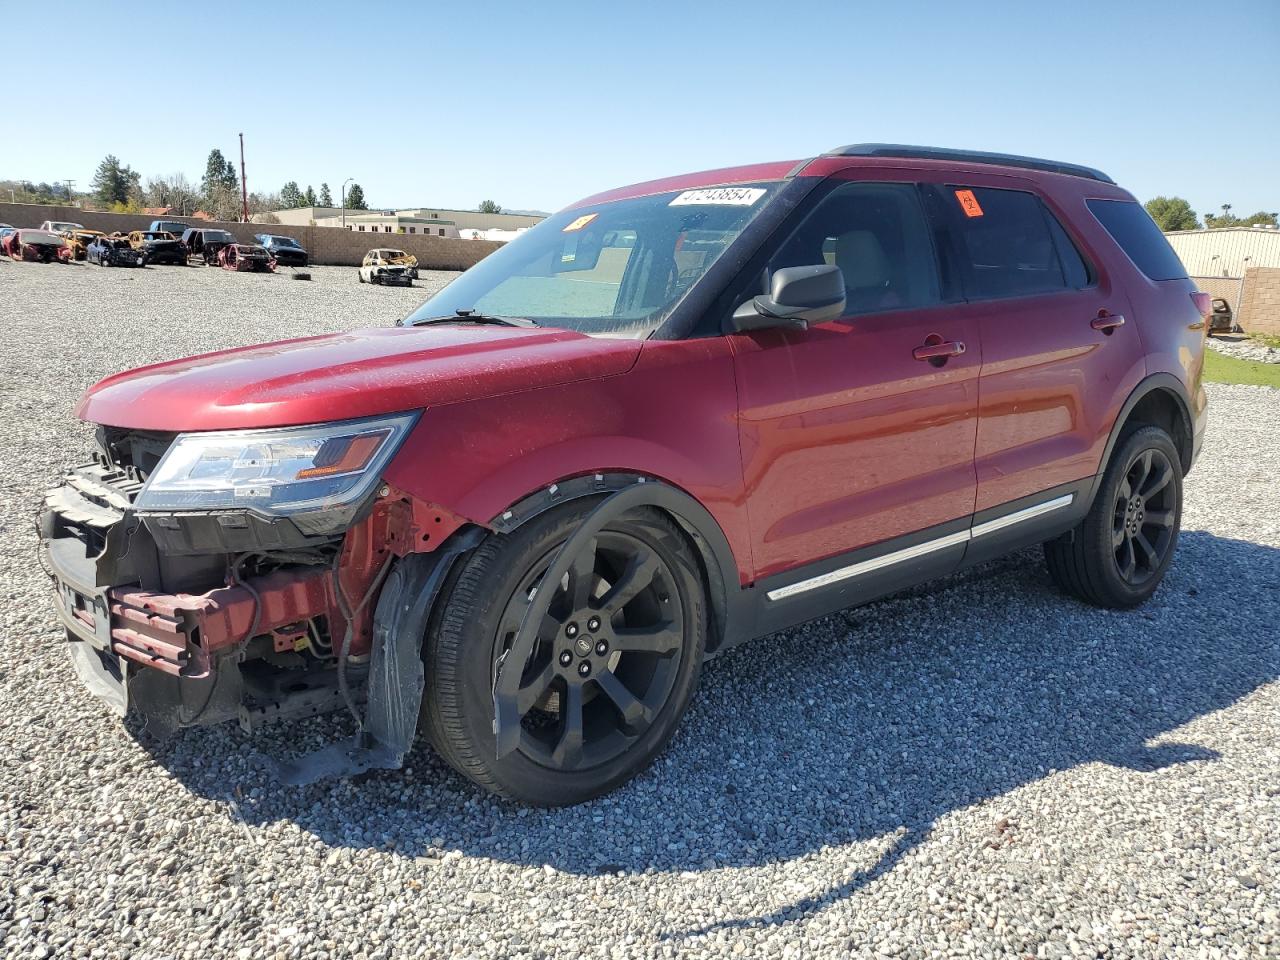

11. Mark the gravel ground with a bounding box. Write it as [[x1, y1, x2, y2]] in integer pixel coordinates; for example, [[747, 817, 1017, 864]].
[[1208, 336, 1280, 364], [1, 261, 1277, 959]]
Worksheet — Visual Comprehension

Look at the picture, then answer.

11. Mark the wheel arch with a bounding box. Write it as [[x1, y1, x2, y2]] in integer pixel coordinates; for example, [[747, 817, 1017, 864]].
[[487, 473, 751, 656], [1088, 372, 1194, 508]]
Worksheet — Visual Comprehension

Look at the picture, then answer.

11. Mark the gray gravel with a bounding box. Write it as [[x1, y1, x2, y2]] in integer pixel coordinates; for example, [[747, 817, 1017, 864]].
[[1208, 336, 1280, 364], [1, 260, 1277, 959]]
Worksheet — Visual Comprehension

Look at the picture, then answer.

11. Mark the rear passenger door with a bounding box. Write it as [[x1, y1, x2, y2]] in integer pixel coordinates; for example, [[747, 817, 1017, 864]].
[[927, 179, 1145, 516]]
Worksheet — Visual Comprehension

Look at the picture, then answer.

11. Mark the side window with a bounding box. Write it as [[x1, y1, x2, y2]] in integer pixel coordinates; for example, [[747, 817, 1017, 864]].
[[1043, 212, 1091, 289], [940, 186, 1089, 298], [766, 182, 941, 315], [1087, 199, 1187, 281]]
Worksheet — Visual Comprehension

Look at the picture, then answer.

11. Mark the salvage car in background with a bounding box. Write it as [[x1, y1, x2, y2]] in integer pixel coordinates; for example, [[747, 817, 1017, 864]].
[[149, 219, 191, 238], [4, 229, 71, 262], [254, 234, 308, 267], [358, 248, 416, 285], [86, 236, 144, 267], [217, 243, 275, 272], [128, 230, 188, 266], [60, 229, 106, 261], [181, 227, 237, 265], [39, 219, 84, 233]]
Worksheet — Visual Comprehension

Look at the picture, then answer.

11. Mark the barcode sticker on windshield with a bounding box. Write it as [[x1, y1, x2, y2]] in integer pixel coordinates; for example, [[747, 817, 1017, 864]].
[[669, 187, 766, 207]]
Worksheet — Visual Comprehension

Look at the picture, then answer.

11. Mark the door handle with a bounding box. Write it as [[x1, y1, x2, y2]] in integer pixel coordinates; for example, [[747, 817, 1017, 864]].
[[913, 339, 966, 362], [1091, 313, 1125, 333]]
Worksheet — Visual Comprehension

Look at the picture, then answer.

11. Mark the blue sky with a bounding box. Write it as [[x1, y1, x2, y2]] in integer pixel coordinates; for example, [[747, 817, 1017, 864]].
[[4, 0, 1277, 217]]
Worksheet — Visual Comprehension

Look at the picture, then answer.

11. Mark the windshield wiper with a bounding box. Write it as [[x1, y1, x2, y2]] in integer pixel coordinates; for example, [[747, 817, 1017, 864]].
[[410, 309, 538, 328]]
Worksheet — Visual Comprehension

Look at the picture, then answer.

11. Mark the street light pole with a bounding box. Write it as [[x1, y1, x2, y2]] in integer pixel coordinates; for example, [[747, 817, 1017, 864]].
[[341, 178, 353, 229]]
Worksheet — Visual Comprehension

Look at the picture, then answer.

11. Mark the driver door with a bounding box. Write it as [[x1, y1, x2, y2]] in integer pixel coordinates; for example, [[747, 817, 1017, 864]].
[[728, 176, 981, 610]]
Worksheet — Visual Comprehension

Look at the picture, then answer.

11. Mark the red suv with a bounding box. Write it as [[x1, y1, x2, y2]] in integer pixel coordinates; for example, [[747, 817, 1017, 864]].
[[40, 144, 1207, 805]]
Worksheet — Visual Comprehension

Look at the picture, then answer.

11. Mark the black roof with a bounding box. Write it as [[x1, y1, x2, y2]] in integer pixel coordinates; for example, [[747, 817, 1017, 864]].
[[823, 143, 1114, 184]]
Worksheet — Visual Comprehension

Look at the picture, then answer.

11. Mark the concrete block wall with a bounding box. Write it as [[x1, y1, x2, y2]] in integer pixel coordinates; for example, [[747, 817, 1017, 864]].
[[1237, 267, 1280, 337], [0, 202, 503, 270]]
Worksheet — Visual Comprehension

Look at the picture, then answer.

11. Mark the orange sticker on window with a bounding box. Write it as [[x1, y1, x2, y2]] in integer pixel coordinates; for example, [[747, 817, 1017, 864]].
[[955, 189, 984, 218], [562, 213, 598, 232]]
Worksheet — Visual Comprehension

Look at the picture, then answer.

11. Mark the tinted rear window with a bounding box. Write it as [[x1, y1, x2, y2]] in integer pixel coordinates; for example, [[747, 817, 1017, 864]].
[[1087, 199, 1187, 281]]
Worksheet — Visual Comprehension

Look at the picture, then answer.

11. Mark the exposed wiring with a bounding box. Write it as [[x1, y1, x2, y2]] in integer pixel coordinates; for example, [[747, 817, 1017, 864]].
[[332, 548, 394, 734]]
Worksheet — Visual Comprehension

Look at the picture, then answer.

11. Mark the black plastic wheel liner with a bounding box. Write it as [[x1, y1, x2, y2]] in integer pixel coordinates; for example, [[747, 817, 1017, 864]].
[[270, 528, 483, 785]]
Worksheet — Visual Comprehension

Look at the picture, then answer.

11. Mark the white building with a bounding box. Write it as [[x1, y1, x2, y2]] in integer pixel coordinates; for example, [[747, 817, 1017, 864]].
[[313, 213, 461, 238], [269, 205, 544, 233]]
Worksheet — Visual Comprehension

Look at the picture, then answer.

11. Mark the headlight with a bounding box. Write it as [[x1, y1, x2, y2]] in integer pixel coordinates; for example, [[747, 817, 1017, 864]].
[[134, 413, 418, 516]]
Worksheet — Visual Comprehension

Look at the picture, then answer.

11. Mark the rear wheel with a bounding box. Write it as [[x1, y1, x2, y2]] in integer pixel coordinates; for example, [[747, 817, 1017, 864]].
[[422, 502, 706, 805], [1045, 425, 1182, 608]]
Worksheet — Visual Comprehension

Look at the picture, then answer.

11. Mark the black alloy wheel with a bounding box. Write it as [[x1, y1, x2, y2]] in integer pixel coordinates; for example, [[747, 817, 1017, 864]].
[[1111, 446, 1177, 586], [421, 502, 706, 805], [492, 529, 686, 772]]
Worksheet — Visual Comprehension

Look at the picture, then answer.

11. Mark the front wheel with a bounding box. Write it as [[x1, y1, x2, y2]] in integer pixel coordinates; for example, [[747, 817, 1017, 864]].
[[421, 502, 706, 805], [1045, 425, 1182, 608]]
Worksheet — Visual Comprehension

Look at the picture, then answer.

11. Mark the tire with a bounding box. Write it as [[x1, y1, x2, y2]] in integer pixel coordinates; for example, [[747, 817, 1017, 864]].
[[1045, 425, 1182, 609], [422, 501, 706, 805]]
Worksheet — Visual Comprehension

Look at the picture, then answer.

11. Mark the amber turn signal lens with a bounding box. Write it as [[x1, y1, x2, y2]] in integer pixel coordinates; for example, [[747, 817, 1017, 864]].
[[295, 433, 386, 479]]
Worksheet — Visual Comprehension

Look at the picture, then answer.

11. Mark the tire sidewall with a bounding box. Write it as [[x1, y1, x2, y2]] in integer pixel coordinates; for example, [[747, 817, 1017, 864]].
[[426, 504, 706, 805]]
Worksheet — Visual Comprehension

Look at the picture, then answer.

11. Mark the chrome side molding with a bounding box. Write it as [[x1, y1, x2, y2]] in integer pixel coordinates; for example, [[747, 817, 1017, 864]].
[[766, 493, 1075, 602]]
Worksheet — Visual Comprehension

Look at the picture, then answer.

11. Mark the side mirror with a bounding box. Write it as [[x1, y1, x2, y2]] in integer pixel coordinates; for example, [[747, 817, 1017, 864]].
[[730, 264, 846, 332]]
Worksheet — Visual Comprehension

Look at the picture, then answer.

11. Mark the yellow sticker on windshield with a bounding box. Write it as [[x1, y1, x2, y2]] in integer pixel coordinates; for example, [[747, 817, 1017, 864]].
[[562, 213, 598, 232]]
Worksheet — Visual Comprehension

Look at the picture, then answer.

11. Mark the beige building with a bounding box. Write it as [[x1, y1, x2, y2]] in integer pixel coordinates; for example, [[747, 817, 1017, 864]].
[[1165, 227, 1280, 336], [1165, 226, 1280, 277], [270, 205, 544, 233]]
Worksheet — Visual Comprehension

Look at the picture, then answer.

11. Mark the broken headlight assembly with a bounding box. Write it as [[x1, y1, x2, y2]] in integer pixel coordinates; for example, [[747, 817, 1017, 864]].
[[133, 413, 419, 517]]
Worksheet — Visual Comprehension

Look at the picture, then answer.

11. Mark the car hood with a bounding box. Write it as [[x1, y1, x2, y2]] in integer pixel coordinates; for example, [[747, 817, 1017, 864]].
[[77, 325, 642, 431]]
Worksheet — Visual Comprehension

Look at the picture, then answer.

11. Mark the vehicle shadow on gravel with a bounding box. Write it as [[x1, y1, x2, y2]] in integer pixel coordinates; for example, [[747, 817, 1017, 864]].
[[140, 530, 1278, 933]]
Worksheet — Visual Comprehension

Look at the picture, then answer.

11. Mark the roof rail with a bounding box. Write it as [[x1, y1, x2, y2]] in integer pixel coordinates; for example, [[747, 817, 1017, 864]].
[[823, 143, 1115, 184]]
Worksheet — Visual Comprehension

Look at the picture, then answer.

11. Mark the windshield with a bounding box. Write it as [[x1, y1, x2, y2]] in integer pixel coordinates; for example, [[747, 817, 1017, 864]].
[[405, 182, 780, 336], [22, 231, 62, 245], [207, 230, 234, 242]]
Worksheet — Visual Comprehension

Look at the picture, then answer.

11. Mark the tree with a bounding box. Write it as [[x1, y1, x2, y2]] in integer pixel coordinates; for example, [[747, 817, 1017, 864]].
[[144, 172, 200, 215], [304, 185, 317, 207], [202, 183, 244, 222], [1143, 196, 1198, 232], [345, 182, 368, 210], [1238, 211, 1279, 228], [477, 199, 502, 214], [201, 149, 237, 199], [280, 181, 304, 208], [90, 155, 141, 207], [318, 183, 332, 207]]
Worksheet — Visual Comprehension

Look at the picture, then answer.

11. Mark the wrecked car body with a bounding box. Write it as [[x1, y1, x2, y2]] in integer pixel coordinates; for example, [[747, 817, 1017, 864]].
[[87, 236, 144, 267], [129, 230, 188, 266], [5, 229, 72, 262], [218, 243, 276, 272], [61, 228, 107, 261]]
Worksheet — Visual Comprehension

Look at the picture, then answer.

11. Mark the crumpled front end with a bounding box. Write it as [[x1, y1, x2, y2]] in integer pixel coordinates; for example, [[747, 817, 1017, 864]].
[[37, 427, 452, 738]]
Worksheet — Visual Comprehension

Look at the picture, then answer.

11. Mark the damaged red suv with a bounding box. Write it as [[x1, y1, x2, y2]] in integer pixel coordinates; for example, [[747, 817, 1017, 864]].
[[41, 145, 1207, 805]]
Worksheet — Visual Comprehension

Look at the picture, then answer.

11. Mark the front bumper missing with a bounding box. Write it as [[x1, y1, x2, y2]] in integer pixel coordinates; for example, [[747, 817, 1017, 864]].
[[40, 461, 359, 734]]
